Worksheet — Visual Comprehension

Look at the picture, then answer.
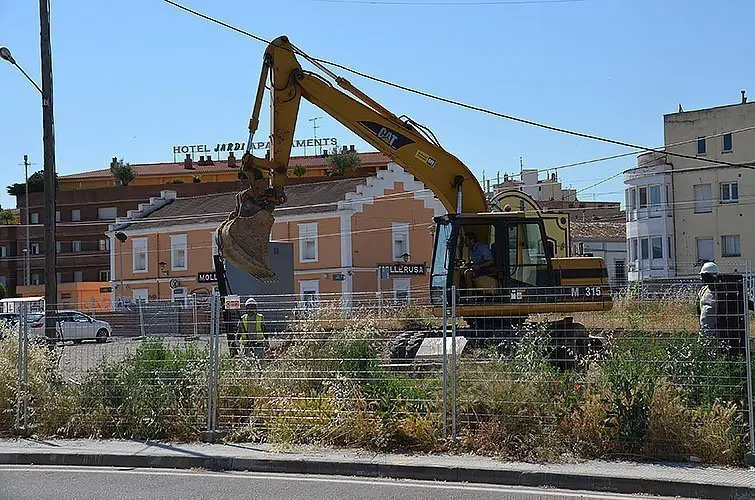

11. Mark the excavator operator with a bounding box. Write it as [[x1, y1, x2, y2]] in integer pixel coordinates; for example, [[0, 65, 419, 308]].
[[460, 232, 495, 289]]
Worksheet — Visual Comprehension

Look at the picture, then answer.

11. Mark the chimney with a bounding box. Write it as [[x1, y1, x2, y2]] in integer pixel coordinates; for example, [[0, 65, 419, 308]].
[[349, 145, 355, 152], [184, 154, 193, 169], [199, 155, 205, 163], [110, 157, 118, 169], [341, 145, 348, 153], [322, 148, 328, 156], [227, 151, 237, 168], [742, 90, 747, 104]]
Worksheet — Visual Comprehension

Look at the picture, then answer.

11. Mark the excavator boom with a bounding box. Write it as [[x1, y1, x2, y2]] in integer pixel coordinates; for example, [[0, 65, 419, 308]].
[[218, 36, 486, 280]]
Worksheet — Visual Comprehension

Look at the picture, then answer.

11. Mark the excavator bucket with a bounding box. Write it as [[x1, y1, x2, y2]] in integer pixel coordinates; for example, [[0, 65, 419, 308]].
[[217, 208, 277, 282]]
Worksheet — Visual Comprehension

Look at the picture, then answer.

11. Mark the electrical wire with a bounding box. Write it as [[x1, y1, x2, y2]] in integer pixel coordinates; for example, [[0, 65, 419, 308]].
[[163, 0, 754, 172]]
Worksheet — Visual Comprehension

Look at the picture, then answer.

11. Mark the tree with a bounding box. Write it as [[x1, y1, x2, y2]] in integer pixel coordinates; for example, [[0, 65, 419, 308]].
[[326, 149, 361, 177], [192, 175, 201, 183], [6, 170, 47, 196], [292, 165, 307, 177], [0, 209, 14, 225], [110, 158, 137, 186], [166, 178, 184, 184]]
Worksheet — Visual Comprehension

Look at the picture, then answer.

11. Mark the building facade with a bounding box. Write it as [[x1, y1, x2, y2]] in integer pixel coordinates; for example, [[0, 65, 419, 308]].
[[109, 163, 444, 306], [571, 220, 627, 285], [624, 93, 755, 279], [624, 151, 675, 280]]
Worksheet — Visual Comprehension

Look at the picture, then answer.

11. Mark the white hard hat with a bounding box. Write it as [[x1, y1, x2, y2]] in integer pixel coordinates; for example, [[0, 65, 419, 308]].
[[245, 297, 257, 307], [700, 262, 719, 275]]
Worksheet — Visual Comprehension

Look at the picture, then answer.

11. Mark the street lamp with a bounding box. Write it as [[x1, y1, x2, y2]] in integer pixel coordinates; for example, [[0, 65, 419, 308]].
[[0, 47, 42, 94], [1, 35, 58, 346]]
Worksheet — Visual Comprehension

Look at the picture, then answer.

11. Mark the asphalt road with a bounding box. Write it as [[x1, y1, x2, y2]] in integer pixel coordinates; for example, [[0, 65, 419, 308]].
[[0, 466, 693, 500]]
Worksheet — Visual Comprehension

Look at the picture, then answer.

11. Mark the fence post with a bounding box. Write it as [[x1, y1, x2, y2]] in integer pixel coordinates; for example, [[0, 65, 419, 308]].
[[193, 293, 198, 338], [451, 285, 457, 440], [138, 299, 146, 338], [204, 292, 220, 441], [743, 270, 755, 462], [22, 301, 29, 431], [15, 302, 23, 433], [441, 287, 448, 440]]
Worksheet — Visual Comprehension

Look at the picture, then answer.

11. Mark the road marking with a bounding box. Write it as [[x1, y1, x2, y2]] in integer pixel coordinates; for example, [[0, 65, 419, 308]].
[[0, 466, 679, 499]]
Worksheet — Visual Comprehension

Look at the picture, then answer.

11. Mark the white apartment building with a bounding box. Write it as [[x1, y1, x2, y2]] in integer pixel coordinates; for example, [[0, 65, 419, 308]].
[[624, 152, 675, 280]]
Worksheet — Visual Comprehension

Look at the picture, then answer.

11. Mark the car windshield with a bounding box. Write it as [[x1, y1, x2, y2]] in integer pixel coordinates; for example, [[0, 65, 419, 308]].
[[27, 313, 43, 322]]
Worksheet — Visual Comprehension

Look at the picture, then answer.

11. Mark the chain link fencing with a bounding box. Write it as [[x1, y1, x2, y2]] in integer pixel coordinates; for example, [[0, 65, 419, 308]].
[[1, 277, 753, 465]]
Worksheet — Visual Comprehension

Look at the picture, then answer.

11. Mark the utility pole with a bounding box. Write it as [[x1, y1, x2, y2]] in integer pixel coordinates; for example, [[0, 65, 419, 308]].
[[39, 0, 58, 343], [23, 155, 31, 286], [309, 117, 322, 155]]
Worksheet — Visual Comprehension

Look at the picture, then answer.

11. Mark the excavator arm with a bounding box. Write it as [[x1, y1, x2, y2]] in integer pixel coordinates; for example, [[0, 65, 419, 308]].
[[218, 36, 486, 280]]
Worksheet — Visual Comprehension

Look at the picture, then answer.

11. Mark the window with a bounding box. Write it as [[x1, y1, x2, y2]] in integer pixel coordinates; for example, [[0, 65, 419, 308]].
[[694, 184, 712, 213], [696, 238, 714, 263], [640, 238, 649, 260], [508, 222, 549, 287], [74, 271, 83, 282], [722, 133, 733, 153], [56, 272, 62, 284], [171, 287, 187, 305], [71, 209, 81, 222], [0, 246, 6, 258], [99, 239, 111, 251], [628, 238, 637, 261], [31, 273, 40, 285], [649, 185, 661, 217], [99, 270, 110, 282], [56, 241, 62, 253], [31, 213, 39, 224], [299, 279, 320, 308], [170, 234, 188, 271], [97, 207, 117, 220], [722, 235, 741, 257], [651, 236, 663, 259], [697, 137, 706, 155], [392, 222, 410, 261], [132, 237, 148, 272], [31, 243, 40, 255], [298, 223, 318, 263], [72, 240, 82, 253], [628, 188, 636, 211], [638, 187, 648, 209], [393, 278, 411, 305], [55, 211, 60, 222], [721, 182, 739, 203], [132, 288, 149, 303]]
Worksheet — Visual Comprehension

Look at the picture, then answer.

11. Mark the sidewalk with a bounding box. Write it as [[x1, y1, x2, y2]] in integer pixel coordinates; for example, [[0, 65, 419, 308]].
[[1, 439, 754, 499]]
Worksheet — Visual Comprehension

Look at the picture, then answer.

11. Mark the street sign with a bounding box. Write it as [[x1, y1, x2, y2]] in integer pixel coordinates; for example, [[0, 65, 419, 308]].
[[378, 263, 426, 277], [224, 294, 241, 310], [332, 273, 345, 281], [197, 271, 217, 283]]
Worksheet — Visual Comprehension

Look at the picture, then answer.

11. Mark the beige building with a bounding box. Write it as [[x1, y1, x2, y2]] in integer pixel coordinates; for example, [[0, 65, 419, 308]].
[[625, 92, 755, 279], [668, 93, 754, 275], [108, 163, 444, 306]]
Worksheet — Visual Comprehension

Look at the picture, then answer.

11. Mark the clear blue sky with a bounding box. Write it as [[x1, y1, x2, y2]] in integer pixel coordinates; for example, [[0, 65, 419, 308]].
[[1, 0, 752, 210]]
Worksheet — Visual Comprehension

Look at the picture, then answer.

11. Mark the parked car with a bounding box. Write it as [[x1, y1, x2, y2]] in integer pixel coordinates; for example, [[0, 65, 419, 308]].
[[28, 310, 111, 344]]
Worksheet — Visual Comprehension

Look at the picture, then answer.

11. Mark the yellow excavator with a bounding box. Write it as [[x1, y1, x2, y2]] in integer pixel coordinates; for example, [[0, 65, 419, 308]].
[[217, 36, 611, 355]]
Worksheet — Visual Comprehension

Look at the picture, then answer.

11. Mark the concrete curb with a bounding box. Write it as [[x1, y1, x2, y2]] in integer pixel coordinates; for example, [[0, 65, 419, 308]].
[[0, 450, 752, 500]]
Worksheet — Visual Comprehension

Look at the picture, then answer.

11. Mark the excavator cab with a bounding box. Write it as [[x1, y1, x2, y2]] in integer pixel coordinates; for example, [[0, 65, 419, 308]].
[[430, 212, 612, 315]]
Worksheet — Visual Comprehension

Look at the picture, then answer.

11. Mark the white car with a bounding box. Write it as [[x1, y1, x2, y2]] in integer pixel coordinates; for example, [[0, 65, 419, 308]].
[[28, 310, 112, 344]]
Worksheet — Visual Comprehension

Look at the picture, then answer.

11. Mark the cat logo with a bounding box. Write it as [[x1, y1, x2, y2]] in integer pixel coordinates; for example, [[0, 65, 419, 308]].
[[358, 121, 414, 150]]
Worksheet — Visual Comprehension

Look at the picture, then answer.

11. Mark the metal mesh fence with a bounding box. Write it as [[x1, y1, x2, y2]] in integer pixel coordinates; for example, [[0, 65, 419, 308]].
[[0, 279, 752, 465]]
